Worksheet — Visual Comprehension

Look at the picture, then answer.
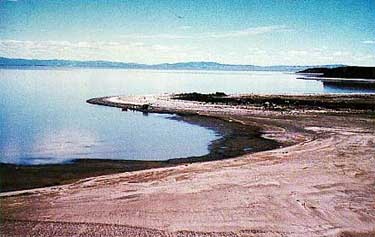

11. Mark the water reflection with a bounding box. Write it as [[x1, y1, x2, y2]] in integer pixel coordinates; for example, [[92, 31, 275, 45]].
[[1, 69, 374, 165], [323, 82, 375, 93]]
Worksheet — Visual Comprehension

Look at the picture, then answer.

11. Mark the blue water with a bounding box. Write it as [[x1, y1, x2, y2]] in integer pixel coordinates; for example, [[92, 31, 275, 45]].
[[1, 69, 373, 165]]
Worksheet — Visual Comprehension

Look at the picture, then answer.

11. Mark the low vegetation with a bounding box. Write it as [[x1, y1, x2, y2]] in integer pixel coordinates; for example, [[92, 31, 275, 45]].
[[173, 92, 375, 111]]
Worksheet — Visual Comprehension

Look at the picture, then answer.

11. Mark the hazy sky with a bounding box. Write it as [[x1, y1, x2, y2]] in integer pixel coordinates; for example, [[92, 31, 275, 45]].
[[1, 0, 374, 65]]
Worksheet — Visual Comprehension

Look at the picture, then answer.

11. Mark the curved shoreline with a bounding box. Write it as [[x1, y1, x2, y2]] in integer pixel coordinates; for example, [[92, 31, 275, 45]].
[[1, 96, 281, 193], [2, 93, 375, 236], [87, 96, 283, 162]]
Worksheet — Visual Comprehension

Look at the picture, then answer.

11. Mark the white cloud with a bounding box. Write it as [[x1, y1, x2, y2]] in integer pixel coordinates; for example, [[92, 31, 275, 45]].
[[0, 40, 132, 54], [121, 33, 187, 40], [1, 39, 374, 66], [120, 25, 290, 40], [208, 25, 291, 38], [0, 0, 18, 3], [239, 47, 375, 66], [363, 40, 375, 44], [179, 25, 192, 30], [0, 39, 200, 63]]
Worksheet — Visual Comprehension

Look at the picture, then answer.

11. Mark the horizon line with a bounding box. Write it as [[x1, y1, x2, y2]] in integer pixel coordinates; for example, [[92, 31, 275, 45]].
[[0, 56, 355, 68]]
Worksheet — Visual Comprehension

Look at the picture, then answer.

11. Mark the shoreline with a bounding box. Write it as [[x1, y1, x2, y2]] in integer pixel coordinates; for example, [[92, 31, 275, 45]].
[[0, 106, 280, 193], [298, 76, 375, 89], [1, 93, 375, 236]]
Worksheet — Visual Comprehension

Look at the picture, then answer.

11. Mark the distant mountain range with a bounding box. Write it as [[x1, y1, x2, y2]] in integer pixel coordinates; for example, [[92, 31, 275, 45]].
[[0, 57, 345, 72]]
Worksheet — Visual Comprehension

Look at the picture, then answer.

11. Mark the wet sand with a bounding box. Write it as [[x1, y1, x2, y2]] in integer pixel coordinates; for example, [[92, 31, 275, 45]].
[[0, 114, 278, 192], [1, 94, 375, 236]]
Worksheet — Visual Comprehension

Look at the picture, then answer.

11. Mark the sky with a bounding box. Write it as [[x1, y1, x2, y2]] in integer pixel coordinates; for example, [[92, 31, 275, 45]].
[[0, 0, 374, 66]]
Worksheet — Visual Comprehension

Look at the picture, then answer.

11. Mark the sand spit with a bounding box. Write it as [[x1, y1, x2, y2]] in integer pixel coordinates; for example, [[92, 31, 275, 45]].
[[1, 94, 375, 236]]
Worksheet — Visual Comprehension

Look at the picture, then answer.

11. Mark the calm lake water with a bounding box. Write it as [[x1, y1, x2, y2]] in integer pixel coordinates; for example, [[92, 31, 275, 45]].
[[1, 69, 374, 165]]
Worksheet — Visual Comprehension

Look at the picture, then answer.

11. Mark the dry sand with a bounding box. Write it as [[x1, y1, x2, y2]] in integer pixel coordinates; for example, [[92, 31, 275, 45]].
[[1, 94, 375, 236]]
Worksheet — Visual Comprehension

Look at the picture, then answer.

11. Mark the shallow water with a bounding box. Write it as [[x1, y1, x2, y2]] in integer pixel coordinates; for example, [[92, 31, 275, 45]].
[[0, 69, 373, 165]]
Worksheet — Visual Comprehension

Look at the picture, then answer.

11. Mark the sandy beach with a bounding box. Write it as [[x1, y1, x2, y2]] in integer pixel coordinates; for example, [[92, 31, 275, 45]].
[[1, 94, 375, 236]]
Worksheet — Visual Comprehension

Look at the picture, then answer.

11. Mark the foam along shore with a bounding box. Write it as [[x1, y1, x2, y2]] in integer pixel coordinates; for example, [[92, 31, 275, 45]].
[[2, 93, 375, 236]]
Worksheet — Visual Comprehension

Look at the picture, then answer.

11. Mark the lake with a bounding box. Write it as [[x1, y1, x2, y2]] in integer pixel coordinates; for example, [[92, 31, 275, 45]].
[[1, 68, 374, 165]]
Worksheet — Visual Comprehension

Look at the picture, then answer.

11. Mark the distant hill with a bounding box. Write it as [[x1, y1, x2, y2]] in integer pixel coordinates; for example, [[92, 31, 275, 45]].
[[0, 57, 147, 69], [298, 66, 375, 79], [149, 62, 343, 71], [0, 57, 344, 72]]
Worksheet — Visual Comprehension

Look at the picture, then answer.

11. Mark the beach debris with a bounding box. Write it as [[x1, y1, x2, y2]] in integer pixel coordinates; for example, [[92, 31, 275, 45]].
[[141, 104, 150, 111]]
